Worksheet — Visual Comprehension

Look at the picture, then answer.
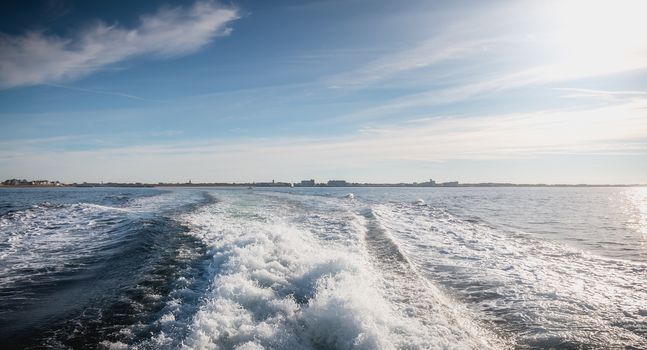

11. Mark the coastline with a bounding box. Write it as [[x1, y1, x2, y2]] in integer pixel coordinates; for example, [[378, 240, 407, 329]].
[[1, 183, 645, 188]]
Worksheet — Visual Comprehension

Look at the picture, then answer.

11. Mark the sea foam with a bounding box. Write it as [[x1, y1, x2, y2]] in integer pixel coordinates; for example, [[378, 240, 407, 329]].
[[168, 192, 497, 349], [371, 201, 647, 348]]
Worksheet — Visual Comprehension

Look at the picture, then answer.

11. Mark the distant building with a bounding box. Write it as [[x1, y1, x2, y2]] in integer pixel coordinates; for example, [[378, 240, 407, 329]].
[[441, 181, 459, 187], [327, 180, 349, 187], [255, 181, 291, 187], [420, 179, 436, 187], [1, 179, 62, 186], [2, 179, 27, 186], [299, 179, 315, 187]]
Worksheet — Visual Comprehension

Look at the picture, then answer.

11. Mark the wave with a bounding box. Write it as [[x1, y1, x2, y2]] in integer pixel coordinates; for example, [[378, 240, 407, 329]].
[[0, 190, 215, 349], [361, 207, 503, 349], [0, 202, 130, 282], [371, 201, 647, 348], [121, 192, 502, 349], [6, 187, 642, 349]]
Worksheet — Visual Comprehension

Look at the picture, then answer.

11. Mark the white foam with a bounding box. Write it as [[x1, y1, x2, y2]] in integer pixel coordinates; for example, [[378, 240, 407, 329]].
[[0, 202, 128, 285], [372, 201, 647, 348], [125, 190, 205, 213], [162, 192, 498, 349]]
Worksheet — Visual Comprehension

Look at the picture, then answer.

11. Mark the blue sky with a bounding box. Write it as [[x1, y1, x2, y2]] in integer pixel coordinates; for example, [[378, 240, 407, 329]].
[[0, 0, 646, 184]]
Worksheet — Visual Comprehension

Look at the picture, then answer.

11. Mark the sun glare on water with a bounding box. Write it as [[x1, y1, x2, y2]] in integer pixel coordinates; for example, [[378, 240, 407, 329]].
[[628, 187, 647, 255]]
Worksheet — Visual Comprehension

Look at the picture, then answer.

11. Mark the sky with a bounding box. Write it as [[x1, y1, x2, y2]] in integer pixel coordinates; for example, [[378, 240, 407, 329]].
[[0, 0, 646, 184]]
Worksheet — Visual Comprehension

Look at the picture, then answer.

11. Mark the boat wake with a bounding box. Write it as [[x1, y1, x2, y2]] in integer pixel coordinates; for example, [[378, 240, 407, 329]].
[[122, 192, 502, 349], [2, 188, 645, 349]]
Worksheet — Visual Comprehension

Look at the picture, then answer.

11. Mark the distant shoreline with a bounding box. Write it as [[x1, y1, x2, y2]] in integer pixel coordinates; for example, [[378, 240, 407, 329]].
[[1, 183, 645, 188]]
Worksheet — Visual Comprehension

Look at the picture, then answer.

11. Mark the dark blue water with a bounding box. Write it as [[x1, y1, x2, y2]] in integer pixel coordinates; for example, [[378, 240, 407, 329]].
[[0, 188, 213, 349]]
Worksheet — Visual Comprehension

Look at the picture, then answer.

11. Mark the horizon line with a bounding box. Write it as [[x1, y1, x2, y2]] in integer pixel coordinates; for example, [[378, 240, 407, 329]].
[[2, 178, 646, 188]]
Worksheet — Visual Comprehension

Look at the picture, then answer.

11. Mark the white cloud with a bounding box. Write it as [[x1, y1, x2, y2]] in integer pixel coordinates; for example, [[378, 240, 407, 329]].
[[0, 1, 239, 89], [327, 36, 497, 88], [2, 99, 646, 182], [44, 83, 158, 102], [554, 88, 647, 101], [323, 1, 522, 89], [326, 0, 647, 117], [333, 63, 647, 123]]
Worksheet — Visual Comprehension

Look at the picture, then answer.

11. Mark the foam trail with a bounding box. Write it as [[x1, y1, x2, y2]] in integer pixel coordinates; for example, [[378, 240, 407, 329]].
[[0, 189, 214, 349], [372, 201, 647, 348], [0, 202, 128, 286], [3, 187, 645, 349], [155, 192, 502, 349], [358, 208, 500, 348]]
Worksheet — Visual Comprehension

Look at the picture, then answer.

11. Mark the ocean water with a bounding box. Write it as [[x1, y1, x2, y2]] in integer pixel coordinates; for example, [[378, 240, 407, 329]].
[[0, 187, 645, 349]]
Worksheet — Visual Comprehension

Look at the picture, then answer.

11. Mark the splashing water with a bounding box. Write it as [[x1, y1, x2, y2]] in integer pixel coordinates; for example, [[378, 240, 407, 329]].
[[1, 186, 645, 349]]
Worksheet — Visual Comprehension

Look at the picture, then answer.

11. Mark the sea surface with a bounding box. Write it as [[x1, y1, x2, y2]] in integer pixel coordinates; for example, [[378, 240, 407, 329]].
[[0, 186, 646, 349]]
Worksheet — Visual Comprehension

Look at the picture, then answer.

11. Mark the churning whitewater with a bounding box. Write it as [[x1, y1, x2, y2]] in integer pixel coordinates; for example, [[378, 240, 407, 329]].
[[1, 187, 646, 349]]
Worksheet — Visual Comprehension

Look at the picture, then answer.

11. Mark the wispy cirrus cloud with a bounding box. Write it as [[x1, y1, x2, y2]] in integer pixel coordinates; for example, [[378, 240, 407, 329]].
[[2, 98, 646, 182], [326, 36, 498, 88], [326, 0, 647, 119], [43, 83, 160, 102], [0, 1, 239, 89], [334, 61, 647, 123], [554, 88, 647, 101]]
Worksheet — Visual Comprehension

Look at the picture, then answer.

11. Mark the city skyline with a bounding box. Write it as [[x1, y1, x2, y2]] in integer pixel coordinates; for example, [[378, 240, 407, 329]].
[[1, 0, 646, 184], [2, 177, 645, 188]]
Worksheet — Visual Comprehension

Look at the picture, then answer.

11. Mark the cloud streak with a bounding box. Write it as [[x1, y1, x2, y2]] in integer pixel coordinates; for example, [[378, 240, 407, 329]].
[[326, 0, 647, 119], [554, 88, 647, 101], [327, 36, 497, 88], [44, 83, 159, 102], [0, 1, 239, 89], [2, 99, 646, 182]]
